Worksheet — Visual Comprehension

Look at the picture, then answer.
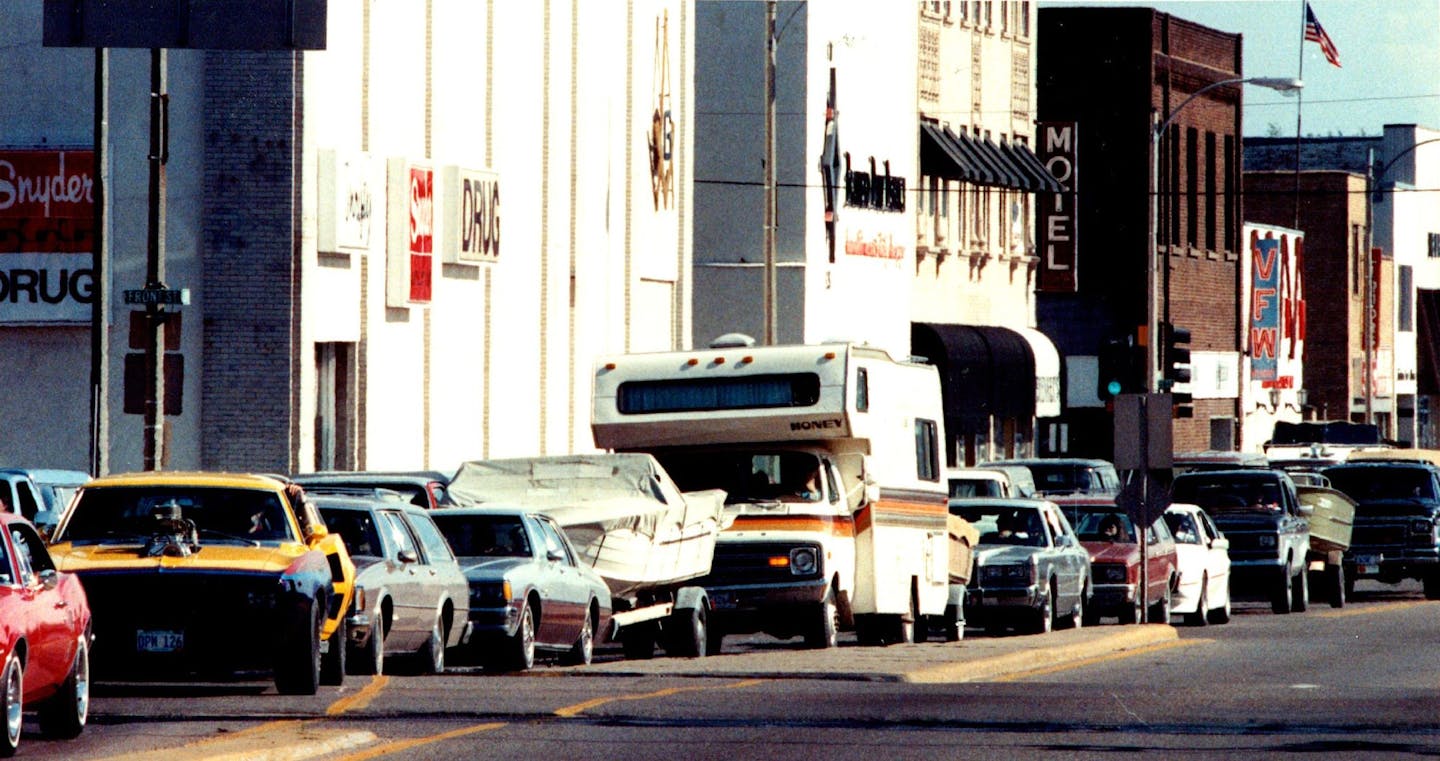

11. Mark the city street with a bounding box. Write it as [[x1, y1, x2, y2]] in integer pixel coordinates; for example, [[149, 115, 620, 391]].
[[19, 580, 1440, 760]]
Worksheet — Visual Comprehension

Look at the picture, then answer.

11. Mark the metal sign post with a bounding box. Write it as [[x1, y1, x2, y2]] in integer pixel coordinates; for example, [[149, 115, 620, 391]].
[[1114, 393, 1174, 623]]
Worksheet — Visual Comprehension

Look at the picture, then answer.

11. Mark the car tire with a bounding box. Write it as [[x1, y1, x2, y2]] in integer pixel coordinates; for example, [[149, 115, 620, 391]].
[[506, 600, 537, 671], [1187, 575, 1210, 627], [1150, 581, 1173, 625], [803, 586, 840, 649], [1032, 584, 1055, 635], [417, 613, 447, 675], [561, 605, 596, 666], [1271, 564, 1294, 614], [0, 651, 21, 758], [1328, 564, 1346, 609], [320, 623, 346, 686], [1292, 564, 1310, 613], [1119, 592, 1142, 625], [1062, 585, 1085, 630], [38, 635, 89, 739], [1208, 578, 1232, 625], [351, 616, 385, 676], [1424, 569, 1440, 600], [275, 597, 322, 696]]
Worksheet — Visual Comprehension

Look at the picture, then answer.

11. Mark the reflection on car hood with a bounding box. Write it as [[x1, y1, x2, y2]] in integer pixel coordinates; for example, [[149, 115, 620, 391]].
[[1082, 541, 1139, 565], [457, 556, 529, 578], [49, 541, 305, 574], [974, 545, 1041, 565]]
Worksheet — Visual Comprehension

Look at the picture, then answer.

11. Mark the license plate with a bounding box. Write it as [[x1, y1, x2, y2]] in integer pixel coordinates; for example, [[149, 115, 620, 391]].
[[137, 629, 183, 653], [1354, 554, 1382, 574], [709, 592, 734, 610]]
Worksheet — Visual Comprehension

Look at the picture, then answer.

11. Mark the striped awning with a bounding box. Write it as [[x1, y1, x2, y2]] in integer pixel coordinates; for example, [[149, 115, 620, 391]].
[[920, 122, 1064, 194]]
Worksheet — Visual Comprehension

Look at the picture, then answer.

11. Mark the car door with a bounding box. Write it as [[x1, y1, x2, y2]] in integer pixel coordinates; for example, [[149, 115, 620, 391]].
[[404, 510, 468, 645], [377, 509, 426, 649], [1146, 517, 1176, 600], [532, 515, 585, 647], [9, 523, 70, 690], [1042, 505, 1084, 608], [1198, 509, 1231, 598]]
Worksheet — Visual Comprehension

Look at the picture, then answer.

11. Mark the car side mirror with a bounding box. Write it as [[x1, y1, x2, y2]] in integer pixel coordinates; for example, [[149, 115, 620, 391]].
[[1210, 536, 1230, 551], [38, 568, 59, 591], [547, 548, 565, 562], [397, 549, 419, 564]]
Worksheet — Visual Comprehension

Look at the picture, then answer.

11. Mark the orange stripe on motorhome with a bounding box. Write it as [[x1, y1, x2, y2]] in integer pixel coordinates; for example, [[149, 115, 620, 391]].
[[854, 498, 948, 533], [724, 514, 855, 536]]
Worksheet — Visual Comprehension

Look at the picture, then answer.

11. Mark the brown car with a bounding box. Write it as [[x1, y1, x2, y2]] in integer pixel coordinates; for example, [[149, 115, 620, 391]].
[[1055, 496, 1178, 625]]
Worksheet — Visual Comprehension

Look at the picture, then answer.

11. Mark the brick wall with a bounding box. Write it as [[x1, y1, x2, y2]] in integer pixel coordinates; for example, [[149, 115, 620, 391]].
[[201, 51, 300, 472]]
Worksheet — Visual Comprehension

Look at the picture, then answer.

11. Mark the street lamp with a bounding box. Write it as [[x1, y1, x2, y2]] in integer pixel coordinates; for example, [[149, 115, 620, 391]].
[[1148, 76, 1303, 392]]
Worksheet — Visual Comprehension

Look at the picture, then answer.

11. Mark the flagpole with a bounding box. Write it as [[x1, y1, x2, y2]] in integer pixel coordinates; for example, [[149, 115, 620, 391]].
[[1292, 0, 1306, 229]]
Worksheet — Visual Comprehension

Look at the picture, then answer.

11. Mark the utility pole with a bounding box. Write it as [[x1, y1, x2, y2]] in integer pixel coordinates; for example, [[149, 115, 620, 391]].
[[143, 48, 168, 470], [762, 0, 778, 346]]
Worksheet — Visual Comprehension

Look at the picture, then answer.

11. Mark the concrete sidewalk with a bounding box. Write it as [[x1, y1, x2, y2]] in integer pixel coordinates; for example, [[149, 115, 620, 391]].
[[571, 624, 1182, 683]]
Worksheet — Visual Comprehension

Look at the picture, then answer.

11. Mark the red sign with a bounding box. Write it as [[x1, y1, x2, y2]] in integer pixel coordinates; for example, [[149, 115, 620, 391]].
[[1036, 122, 1077, 293], [408, 166, 433, 303], [0, 150, 94, 253]]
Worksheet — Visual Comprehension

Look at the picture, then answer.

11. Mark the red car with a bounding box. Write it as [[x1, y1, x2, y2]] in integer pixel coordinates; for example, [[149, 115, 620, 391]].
[[1054, 496, 1178, 625], [0, 512, 91, 756]]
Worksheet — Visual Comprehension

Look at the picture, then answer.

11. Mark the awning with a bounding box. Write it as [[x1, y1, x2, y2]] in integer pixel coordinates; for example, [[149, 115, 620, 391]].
[[918, 122, 1061, 193], [1015, 327, 1062, 418], [912, 323, 1039, 431]]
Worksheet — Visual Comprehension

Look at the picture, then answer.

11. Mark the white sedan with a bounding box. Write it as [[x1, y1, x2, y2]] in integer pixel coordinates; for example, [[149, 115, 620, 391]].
[[1163, 503, 1232, 625]]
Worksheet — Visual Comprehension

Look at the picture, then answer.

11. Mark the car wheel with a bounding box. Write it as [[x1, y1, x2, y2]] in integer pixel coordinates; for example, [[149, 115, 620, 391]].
[[561, 605, 596, 666], [1119, 591, 1142, 625], [1032, 584, 1055, 634], [0, 651, 21, 758], [1208, 577, 1232, 625], [351, 616, 385, 676], [1150, 581, 1173, 625], [275, 597, 322, 696], [803, 585, 840, 649], [1328, 564, 1346, 609], [320, 623, 346, 686], [1424, 569, 1440, 600], [1271, 563, 1294, 614], [1061, 584, 1085, 630], [506, 600, 537, 671], [1292, 564, 1310, 613], [1187, 575, 1210, 627], [417, 613, 447, 675], [38, 635, 89, 739]]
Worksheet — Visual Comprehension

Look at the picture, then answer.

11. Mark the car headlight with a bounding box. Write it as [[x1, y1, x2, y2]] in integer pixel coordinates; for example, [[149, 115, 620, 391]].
[[1098, 564, 1127, 584], [1258, 535, 1277, 548], [789, 547, 819, 576], [470, 581, 512, 606], [1413, 519, 1432, 535], [982, 564, 1034, 583]]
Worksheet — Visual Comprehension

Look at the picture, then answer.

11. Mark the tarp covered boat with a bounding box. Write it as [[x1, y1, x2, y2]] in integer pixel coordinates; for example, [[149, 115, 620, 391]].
[[1296, 484, 1355, 556], [447, 454, 726, 599]]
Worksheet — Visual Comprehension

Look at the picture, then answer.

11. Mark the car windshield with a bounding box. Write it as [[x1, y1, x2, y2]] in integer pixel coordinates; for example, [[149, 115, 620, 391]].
[[1324, 467, 1437, 502], [949, 478, 1003, 498], [318, 507, 384, 557], [1027, 465, 1094, 495], [432, 514, 532, 557], [57, 486, 294, 544], [1171, 477, 1283, 512], [1071, 510, 1135, 542], [1164, 512, 1202, 544], [951, 505, 1048, 547]]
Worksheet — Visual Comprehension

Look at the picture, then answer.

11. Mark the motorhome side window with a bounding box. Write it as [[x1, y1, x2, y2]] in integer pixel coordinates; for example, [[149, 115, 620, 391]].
[[617, 374, 821, 414], [855, 367, 869, 412], [915, 419, 940, 482]]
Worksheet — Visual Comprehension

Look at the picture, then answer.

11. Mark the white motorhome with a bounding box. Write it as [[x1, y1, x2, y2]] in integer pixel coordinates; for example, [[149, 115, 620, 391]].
[[592, 341, 951, 650]]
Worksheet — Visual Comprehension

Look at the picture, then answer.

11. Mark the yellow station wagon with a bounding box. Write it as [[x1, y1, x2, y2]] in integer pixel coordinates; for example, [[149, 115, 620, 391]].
[[47, 472, 356, 695]]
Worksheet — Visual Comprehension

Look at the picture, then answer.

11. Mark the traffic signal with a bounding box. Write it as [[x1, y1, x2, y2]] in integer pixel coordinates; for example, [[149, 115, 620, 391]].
[[1097, 336, 1142, 401], [1162, 322, 1193, 417]]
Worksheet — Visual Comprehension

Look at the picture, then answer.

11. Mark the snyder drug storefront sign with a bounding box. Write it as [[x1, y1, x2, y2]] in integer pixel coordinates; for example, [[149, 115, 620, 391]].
[[0, 149, 95, 324]]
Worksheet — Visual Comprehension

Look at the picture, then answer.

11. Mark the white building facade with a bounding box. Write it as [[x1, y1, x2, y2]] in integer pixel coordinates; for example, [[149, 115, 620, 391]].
[[0, 0, 695, 475]]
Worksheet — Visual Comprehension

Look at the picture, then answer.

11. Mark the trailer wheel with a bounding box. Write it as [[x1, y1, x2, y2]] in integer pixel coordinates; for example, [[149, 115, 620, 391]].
[[665, 604, 707, 658], [621, 622, 657, 660]]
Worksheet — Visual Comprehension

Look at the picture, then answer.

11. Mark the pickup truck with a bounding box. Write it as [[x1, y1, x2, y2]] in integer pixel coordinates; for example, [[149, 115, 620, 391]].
[[1171, 469, 1314, 614], [1320, 460, 1440, 599]]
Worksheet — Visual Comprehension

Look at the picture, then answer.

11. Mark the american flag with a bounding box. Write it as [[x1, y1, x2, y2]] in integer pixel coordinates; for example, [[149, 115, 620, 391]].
[[1304, 3, 1341, 68]]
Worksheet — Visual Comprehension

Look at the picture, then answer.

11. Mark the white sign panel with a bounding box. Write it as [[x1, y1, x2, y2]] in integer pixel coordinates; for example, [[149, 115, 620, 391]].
[[439, 165, 500, 264], [317, 149, 375, 253]]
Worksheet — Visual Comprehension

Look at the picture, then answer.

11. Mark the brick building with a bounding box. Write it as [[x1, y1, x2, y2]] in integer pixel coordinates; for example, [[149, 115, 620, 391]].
[[1036, 7, 1246, 457]]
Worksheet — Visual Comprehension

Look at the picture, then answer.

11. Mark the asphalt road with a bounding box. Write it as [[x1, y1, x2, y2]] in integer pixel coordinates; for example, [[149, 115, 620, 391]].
[[21, 580, 1440, 761]]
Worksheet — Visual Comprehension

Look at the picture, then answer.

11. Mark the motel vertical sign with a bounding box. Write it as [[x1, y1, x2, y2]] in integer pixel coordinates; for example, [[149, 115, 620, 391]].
[[1037, 122, 1077, 293]]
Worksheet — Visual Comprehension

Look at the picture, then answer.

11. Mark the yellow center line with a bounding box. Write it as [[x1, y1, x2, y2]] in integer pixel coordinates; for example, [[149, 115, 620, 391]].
[[1314, 600, 1431, 618], [553, 678, 769, 718], [327, 675, 390, 715], [337, 723, 508, 760], [990, 638, 1209, 682]]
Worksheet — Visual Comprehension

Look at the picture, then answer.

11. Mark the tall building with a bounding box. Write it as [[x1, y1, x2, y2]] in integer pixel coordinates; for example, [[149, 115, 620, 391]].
[[0, 0, 696, 475], [1037, 7, 1247, 456]]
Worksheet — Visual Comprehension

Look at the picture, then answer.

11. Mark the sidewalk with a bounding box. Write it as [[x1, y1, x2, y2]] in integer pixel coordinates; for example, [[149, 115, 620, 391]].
[[571, 624, 1182, 683]]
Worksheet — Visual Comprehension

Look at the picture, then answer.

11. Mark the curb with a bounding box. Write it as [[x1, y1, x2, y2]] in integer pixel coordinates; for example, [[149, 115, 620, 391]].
[[902, 624, 1181, 683]]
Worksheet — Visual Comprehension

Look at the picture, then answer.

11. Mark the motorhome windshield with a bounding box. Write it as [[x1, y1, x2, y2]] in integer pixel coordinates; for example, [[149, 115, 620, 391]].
[[654, 450, 827, 505]]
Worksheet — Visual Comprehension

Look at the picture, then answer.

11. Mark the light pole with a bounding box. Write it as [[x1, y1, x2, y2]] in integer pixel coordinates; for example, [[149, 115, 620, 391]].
[[1148, 76, 1303, 392]]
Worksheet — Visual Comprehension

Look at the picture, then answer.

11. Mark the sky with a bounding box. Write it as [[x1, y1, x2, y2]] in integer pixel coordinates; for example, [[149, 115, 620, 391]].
[[1039, 0, 1440, 137]]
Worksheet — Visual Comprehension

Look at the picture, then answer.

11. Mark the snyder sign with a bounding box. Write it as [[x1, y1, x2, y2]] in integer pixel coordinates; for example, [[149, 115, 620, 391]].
[[0, 149, 95, 324]]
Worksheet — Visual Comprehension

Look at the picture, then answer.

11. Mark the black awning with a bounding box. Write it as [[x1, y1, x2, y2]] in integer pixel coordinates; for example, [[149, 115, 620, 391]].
[[1002, 139, 1066, 193], [977, 134, 1032, 191], [942, 126, 1000, 187], [920, 122, 982, 183], [912, 323, 1036, 432]]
